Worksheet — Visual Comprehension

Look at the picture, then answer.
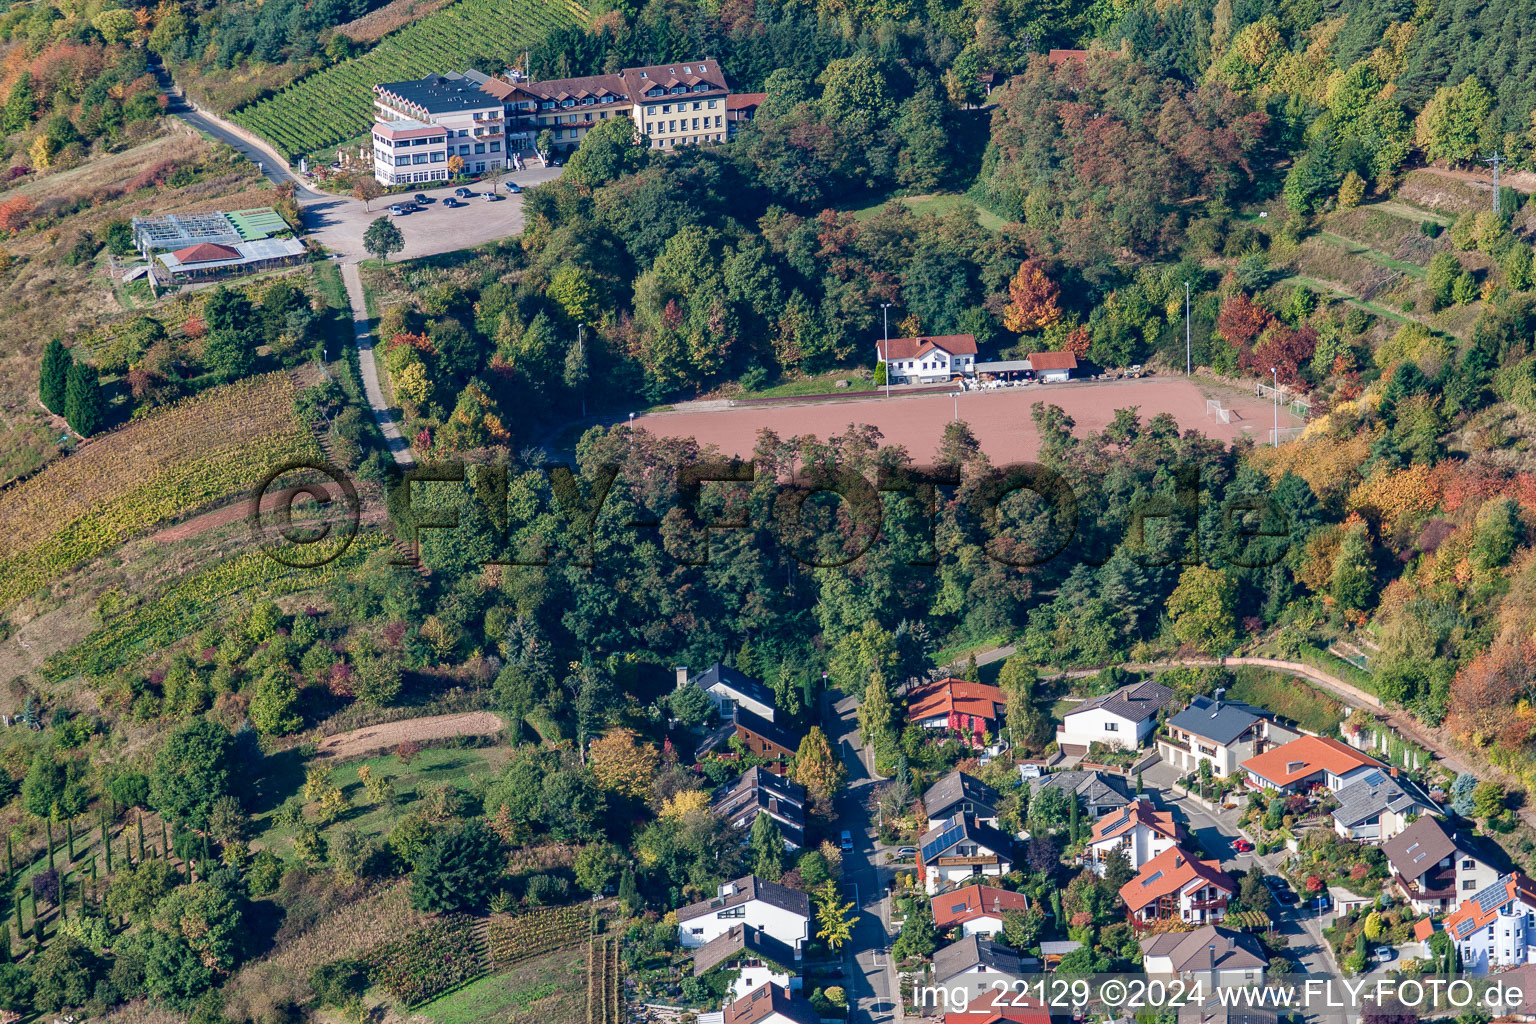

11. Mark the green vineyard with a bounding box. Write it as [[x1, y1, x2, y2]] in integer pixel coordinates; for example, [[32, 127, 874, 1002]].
[[231, 0, 588, 160]]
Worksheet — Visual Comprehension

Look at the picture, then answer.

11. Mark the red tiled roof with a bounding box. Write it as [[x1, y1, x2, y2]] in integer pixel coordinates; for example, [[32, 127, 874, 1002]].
[[1240, 735, 1385, 789], [727, 92, 767, 110], [172, 242, 241, 263], [1027, 350, 1078, 371], [1445, 874, 1536, 942], [723, 982, 820, 1024], [1119, 845, 1234, 913], [908, 678, 1006, 723], [876, 334, 979, 361], [1090, 799, 1182, 844], [1047, 49, 1089, 65], [946, 992, 1052, 1024], [1413, 917, 1435, 942], [931, 885, 1029, 929]]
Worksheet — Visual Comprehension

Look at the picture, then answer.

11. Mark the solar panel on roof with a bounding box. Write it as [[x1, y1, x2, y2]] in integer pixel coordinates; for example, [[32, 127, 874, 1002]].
[[1140, 870, 1165, 887], [922, 823, 964, 861], [1475, 881, 1513, 914], [1102, 807, 1132, 834], [1456, 918, 1477, 938]]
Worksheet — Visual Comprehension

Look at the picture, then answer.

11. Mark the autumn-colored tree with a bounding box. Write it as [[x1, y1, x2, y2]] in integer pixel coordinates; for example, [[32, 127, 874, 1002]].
[[660, 789, 711, 819], [1216, 292, 1274, 351], [1447, 641, 1535, 746], [1346, 464, 1440, 537], [791, 726, 845, 806], [1002, 259, 1063, 334], [587, 728, 659, 801], [1167, 565, 1238, 653], [0, 196, 34, 234], [447, 154, 464, 176], [352, 178, 382, 211], [1062, 324, 1091, 357], [1240, 324, 1317, 386]]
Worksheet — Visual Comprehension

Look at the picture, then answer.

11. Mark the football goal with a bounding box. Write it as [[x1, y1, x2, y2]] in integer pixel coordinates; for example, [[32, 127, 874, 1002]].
[[1205, 399, 1233, 424]]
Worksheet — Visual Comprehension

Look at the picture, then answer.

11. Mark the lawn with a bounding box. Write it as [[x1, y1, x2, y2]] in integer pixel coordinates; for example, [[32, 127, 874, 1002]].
[[845, 192, 1007, 231], [252, 744, 507, 858], [1225, 667, 1344, 736], [415, 945, 589, 1024]]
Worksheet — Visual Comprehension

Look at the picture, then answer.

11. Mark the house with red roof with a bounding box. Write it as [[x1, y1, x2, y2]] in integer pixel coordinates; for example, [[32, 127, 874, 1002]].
[[1239, 734, 1386, 795], [944, 991, 1053, 1024], [1026, 350, 1077, 382], [908, 678, 1006, 747], [1118, 845, 1235, 925], [1446, 873, 1536, 973], [875, 334, 978, 384], [1087, 799, 1184, 875], [931, 884, 1030, 938], [720, 982, 820, 1024]]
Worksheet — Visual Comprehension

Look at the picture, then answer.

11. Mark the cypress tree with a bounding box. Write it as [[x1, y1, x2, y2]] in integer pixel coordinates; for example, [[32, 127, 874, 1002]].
[[46, 820, 53, 871], [31, 915, 41, 945], [136, 814, 144, 862], [11, 892, 18, 932], [39, 338, 70, 414], [58, 880, 67, 922], [5, 833, 11, 879], [160, 819, 169, 862], [63, 361, 104, 437], [102, 816, 111, 873], [66, 819, 74, 861], [0, 921, 9, 963]]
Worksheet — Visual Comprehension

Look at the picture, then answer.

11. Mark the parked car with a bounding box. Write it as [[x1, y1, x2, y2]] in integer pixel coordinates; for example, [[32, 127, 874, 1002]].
[[484, 192, 504, 201], [388, 204, 408, 216], [454, 187, 473, 197], [840, 830, 854, 852], [1269, 882, 1299, 906], [1232, 838, 1254, 853], [895, 847, 916, 858], [504, 181, 523, 194], [443, 197, 461, 207], [413, 193, 429, 204], [1375, 947, 1396, 963], [1019, 763, 1044, 779]]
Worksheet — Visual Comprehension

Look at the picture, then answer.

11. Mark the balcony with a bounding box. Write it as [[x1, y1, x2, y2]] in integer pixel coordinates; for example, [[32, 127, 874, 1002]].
[[932, 855, 1000, 868], [1188, 897, 1229, 912]]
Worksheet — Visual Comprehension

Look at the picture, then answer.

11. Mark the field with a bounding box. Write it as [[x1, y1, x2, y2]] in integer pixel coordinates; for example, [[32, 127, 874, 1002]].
[[231, 0, 590, 160], [0, 372, 321, 611], [635, 377, 1296, 463], [416, 945, 589, 1024], [847, 192, 1007, 231], [1225, 667, 1345, 735]]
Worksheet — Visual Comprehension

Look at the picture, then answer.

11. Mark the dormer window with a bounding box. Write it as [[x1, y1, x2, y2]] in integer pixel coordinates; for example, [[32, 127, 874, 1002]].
[[684, 66, 692, 72], [640, 71, 647, 78]]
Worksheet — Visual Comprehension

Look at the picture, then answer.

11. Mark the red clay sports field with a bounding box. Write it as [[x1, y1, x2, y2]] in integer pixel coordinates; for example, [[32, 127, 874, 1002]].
[[635, 377, 1298, 463]]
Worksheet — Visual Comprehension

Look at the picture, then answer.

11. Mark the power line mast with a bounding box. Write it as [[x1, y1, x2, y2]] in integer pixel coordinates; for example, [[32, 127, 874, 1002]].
[[1486, 150, 1504, 216]]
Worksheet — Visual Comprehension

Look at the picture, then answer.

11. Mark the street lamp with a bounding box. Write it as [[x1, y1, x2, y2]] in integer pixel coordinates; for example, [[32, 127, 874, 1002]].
[[628, 411, 635, 450], [880, 303, 893, 398], [1185, 281, 1192, 376], [950, 392, 959, 422], [1270, 367, 1279, 447]]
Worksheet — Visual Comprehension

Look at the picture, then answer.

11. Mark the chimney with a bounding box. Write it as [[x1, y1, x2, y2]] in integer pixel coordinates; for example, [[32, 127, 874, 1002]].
[[1214, 687, 1226, 702], [676, 665, 690, 689]]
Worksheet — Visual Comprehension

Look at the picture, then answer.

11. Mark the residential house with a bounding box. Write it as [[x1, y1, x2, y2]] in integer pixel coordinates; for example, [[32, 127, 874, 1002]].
[[1239, 734, 1386, 795], [1026, 770, 1129, 818], [931, 884, 1030, 938], [1055, 679, 1173, 754], [1026, 350, 1077, 382], [1086, 799, 1184, 875], [931, 935, 1028, 1007], [1447, 874, 1536, 973], [875, 334, 978, 384], [711, 767, 806, 850], [917, 814, 1015, 894], [695, 708, 801, 766], [943, 992, 1053, 1024], [908, 678, 1007, 747], [1140, 926, 1267, 989], [1383, 816, 1502, 914], [677, 876, 811, 955], [479, 59, 732, 158], [691, 924, 800, 1001], [372, 73, 507, 184], [1330, 769, 1438, 844], [1118, 846, 1235, 925], [1156, 695, 1299, 779], [725, 92, 765, 137], [712, 982, 820, 1024], [924, 771, 1002, 829], [681, 663, 778, 722]]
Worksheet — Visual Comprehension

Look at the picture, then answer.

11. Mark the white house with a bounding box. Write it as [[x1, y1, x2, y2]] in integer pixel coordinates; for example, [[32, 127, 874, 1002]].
[[1140, 925, 1267, 989], [1157, 695, 1299, 779], [691, 924, 800, 1001], [680, 663, 778, 722], [1330, 769, 1438, 844], [917, 814, 1014, 894], [923, 771, 1002, 830], [1447, 874, 1536, 973], [1119, 846, 1235, 925], [1026, 350, 1077, 382], [1239, 734, 1386, 795], [677, 876, 811, 955], [875, 334, 978, 384], [930, 884, 1029, 938], [372, 74, 506, 185], [1055, 679, 1173, 754], [1087, 799, 1184, 875], [930, 935, 1027, 1008], [1383, 816, 1502, 914]]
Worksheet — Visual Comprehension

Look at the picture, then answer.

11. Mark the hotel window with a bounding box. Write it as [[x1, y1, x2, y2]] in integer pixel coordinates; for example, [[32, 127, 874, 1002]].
[[708, 99, 717, 108], [430, 152, 444, 162], [474, 143, 485, 154], [692, 118, 699, 129], [662, 104, 670, 113], [669, 120, 676, 131], [489, 142, 501, 152]]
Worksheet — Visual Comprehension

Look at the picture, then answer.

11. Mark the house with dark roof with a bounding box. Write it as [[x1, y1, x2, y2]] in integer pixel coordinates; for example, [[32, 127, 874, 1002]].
[[719, 982, 820, 1024], [680, 663, 778, 722], [924, 771, 1002, 829], [1239, 734, 1386, 795], [1446, 873, 1536, 972], [1087, 799, 1184, 874], [917, 814, 1014, 894], [712, 767, 806, 850], [1119, 846, 1235, 925], [931, 884, 1029, 937], [1026, 770, 1129, 818], [677, 876, 810, 955], [1157, 695, 1299, 779], [695, 708, 801, 766], [1383, 816, 1501, 914], [1330, 769, 1437, 844], [1055, 679, 1173, 754], [691, 924, 800, 1001], [931, 935, 1028, 1005], [371, 72, 507, 184], [1140, 925, 1267, 988], [908, 678, 1007, 747], [875, 334, 978, 384]]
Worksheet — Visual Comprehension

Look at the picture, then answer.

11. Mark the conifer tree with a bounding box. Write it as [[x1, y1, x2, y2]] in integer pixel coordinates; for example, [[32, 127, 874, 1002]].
[[39, 338, 70, 414], [64, 361, 104, 436]]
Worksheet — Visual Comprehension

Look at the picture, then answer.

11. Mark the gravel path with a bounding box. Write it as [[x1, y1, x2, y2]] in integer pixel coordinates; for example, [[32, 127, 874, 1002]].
[[315, 710, 506, 759]]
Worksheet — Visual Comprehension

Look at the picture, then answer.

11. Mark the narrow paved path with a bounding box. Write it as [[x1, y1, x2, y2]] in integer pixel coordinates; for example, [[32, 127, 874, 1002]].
[[342, 262, 416, 466]]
